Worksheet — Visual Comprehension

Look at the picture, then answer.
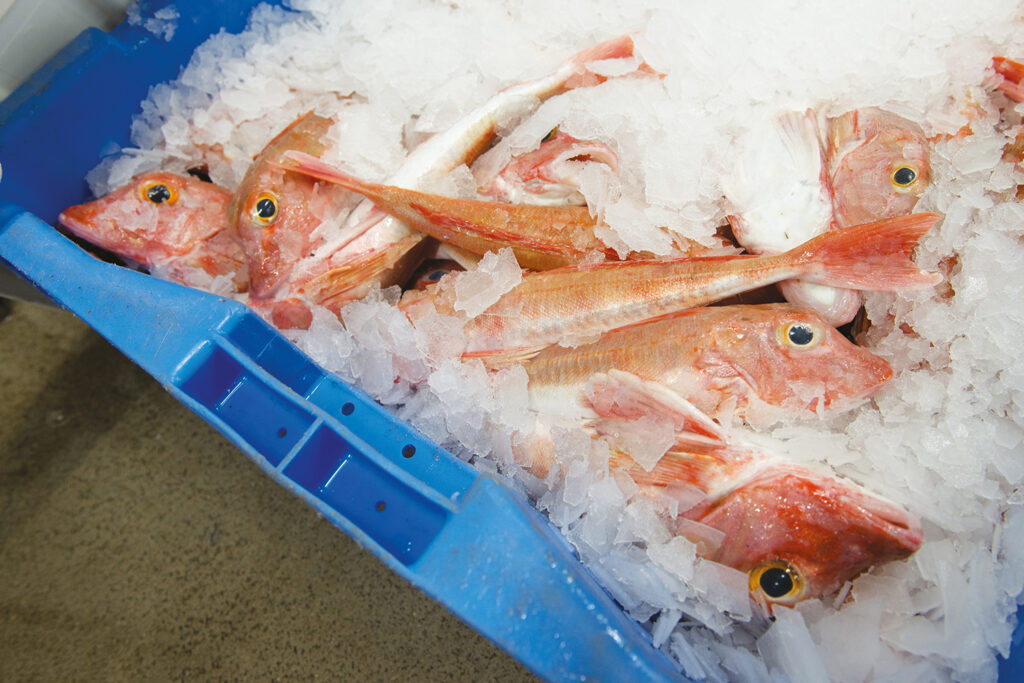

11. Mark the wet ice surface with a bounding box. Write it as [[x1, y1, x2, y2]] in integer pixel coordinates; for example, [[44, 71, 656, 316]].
[[91, 1, 1024, 680]]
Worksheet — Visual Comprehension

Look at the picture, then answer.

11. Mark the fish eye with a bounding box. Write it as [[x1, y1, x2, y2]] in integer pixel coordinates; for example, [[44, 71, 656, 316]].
[[251, 192, 279, 225], [749, 560, 805, 603], [427, 269, 447, 282], [891, 165, 918, 188], [141, 182, 177, 205], [776, 321, 820, 350]]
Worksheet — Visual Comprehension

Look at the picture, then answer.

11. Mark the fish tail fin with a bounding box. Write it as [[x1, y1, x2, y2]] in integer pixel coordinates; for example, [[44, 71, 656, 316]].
[[791, 213, 943, 291]]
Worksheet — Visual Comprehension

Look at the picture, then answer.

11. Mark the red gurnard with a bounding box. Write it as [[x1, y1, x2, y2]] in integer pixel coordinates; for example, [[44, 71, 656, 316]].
[[523, 370, 922, 607], [724, 108, 931, 325], [620, 445, 923, 608], [522, 304, 894, 424], [229, 111, 356, 300], [402, 213, 941, 357], [58, 171, 247, 293]]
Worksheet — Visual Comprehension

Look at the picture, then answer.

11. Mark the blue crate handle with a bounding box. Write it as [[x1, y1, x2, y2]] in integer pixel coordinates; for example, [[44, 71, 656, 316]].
[[0, 204, 686, 682]]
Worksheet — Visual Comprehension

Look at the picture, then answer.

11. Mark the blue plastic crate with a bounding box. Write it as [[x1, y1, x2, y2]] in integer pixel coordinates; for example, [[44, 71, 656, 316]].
[[0, 2, 1021, 680]]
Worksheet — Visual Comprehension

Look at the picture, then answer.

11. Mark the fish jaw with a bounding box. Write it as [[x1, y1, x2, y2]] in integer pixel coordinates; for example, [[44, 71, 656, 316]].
[[685, 461, 923, 604], [58, 171, 233, 267], [826, 108, 931, 228]]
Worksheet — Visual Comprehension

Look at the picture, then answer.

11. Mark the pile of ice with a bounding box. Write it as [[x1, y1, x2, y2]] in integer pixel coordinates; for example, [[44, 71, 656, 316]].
[[90, 0, 1024, 680]]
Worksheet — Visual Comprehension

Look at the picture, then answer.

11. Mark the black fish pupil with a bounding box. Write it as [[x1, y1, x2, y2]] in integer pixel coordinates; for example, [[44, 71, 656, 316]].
[[146, 184, 172, 204], [427, 270, 446, 282], [893, 166, 916, 186], [760, 567, 794, 598], [788, 324, 814, 346], [255, 197, 277, 219]]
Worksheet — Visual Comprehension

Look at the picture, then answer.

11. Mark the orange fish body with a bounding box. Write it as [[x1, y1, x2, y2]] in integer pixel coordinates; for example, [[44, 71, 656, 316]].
[[406, 213, 941, 357], [523, 304, 894, 424], [280, 150, 614, 270], [58, 171, 247, 292]]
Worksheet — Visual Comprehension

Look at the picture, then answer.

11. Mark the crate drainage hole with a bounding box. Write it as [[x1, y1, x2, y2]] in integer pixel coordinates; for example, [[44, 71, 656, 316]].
[[341, 402, 354, 416], [375, 501, 386, 512], [277, 427, 287, 438], [402, 445, 416, 458]]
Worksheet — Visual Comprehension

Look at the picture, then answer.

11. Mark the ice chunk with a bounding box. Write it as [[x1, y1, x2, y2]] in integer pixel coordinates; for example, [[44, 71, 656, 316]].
[[758, 608, 829, 683], [452, 248, 523, 317]]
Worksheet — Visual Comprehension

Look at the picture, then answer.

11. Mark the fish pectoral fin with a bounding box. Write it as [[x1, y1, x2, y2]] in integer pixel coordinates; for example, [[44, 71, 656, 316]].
[[584, 370, 728, 444], [303, 234, 427, 304]]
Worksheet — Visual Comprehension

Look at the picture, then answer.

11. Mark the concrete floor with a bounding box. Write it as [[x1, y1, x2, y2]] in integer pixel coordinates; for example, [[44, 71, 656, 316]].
[[0, 298, 537, 681]]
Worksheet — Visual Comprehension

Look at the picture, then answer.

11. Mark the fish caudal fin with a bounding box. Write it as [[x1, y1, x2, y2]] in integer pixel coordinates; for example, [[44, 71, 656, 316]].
[[792, 213, 943, 291]]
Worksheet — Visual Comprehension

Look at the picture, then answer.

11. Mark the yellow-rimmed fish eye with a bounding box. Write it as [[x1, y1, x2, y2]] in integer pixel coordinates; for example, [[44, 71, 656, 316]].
[[749, 560, 805, 603], [776, 321, 820, 350], [250, 192, 279, 225], [541, 127, 559, 143], [890, 164, 918, 189], [140, 181, 177, 205]]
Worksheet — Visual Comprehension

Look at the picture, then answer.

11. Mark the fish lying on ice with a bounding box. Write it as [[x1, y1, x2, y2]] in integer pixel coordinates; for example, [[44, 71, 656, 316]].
[[58, 171, 247, 293], [521, 303, 894, 425], [723, 108, 931, 325], [522, 370, 923, 609], [287, 34, 660, 305], [400, 213, 942, 357]]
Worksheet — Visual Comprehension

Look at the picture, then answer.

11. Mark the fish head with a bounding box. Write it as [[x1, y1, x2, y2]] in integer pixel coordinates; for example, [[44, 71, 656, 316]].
[[230, 112, 352, 298], [702, 304, 892, 415], [58, 171, 232, 267], [478, 130, 618, 206], [827, 108, 931, 227], [688, 462, 923, 607]]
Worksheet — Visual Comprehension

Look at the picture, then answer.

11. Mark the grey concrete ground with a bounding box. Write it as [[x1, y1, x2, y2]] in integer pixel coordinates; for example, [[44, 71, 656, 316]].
[[0, 298, 537, 681]]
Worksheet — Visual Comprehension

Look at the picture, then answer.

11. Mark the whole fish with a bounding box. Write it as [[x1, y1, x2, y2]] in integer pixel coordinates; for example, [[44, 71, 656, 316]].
[[621, 445, 923, 608], [523, 303, 893, 425], [58, 171, 247, 293], [402, 213, 941, 357], [724, 108, 931, 325], [523, 370, 922, 608], [292, 34, 659, 302], [475, 130, 619, 206]]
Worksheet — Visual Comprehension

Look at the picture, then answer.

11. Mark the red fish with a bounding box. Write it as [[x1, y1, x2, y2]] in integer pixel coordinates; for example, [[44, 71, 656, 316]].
[[228, 111, 356, 300], [58, 171, 247, 292], [523, 370, 922, 608], [522, 304, 894, 424], [403, 213, 942, 358], [724, 108, 932, 325]]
